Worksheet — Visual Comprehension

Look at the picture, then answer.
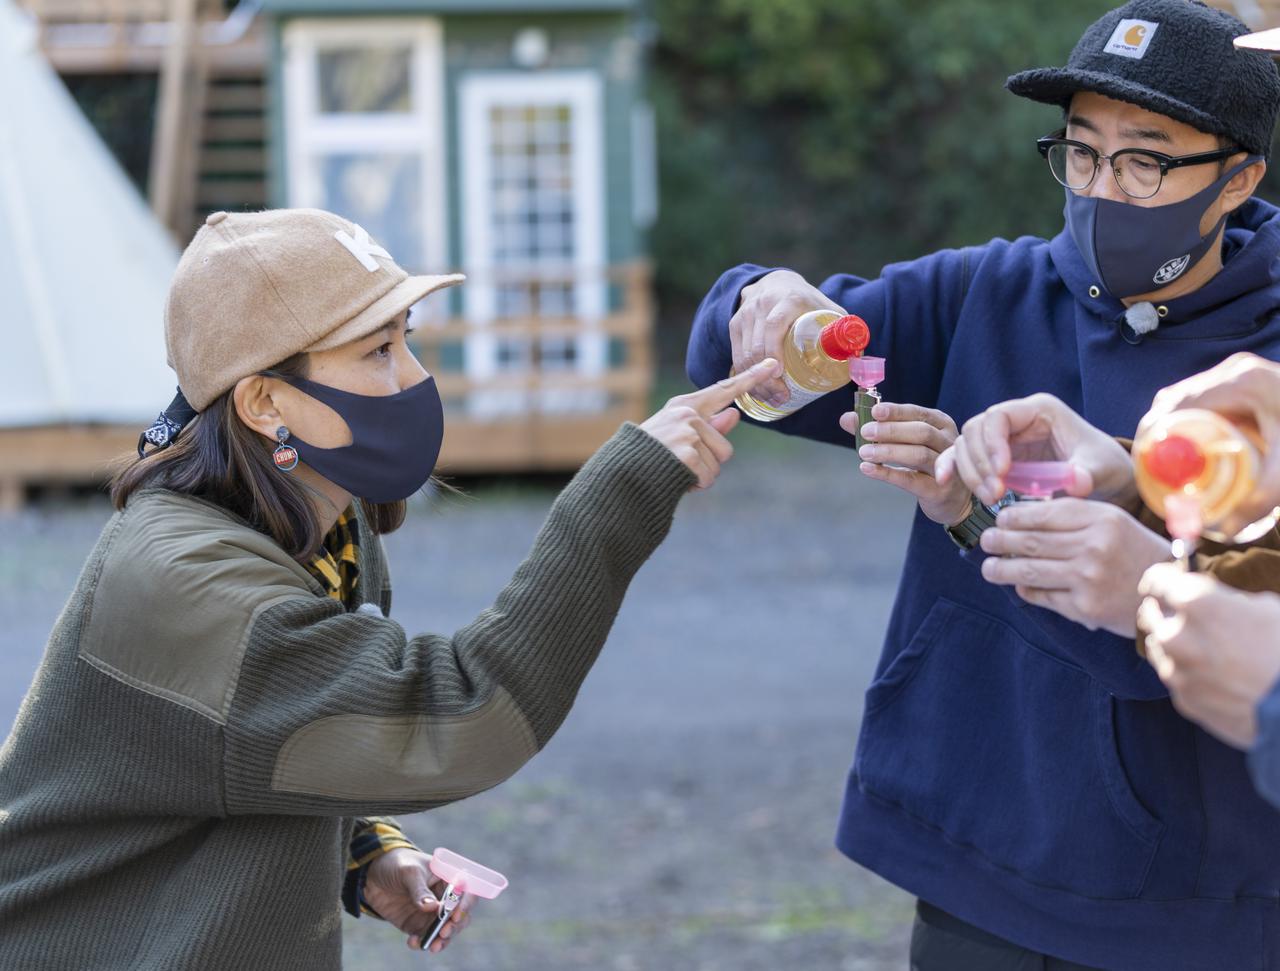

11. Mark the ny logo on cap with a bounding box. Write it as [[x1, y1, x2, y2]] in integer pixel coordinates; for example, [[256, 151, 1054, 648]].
[[334, 223, 392, 272], [1105, 19, 1159, 59]]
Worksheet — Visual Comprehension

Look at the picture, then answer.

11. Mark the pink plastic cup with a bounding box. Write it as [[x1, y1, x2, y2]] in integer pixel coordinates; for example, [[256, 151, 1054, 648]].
[[428, 848, 509, 899], [849, 356, 885, 389], [1004, 461, 1075, 499]]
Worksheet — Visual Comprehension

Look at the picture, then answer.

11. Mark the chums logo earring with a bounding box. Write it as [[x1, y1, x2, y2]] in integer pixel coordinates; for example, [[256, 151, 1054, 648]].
[[273, 426, 299, 472]]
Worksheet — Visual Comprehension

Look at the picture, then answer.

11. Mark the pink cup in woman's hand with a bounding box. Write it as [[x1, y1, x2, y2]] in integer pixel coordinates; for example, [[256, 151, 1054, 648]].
[[429, 848, 508, 899]]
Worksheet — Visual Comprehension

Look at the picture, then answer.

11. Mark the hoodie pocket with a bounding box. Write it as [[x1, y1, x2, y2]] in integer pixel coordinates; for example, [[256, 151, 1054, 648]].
[[856, 597, 1163, 899]]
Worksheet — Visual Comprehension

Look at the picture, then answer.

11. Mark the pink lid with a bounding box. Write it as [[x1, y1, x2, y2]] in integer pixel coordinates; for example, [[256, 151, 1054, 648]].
[[849, 356, 885, 389], [429, 848, 509, 899], [1163, 493, 1204, 543], [1004, 461, 1074, 498]]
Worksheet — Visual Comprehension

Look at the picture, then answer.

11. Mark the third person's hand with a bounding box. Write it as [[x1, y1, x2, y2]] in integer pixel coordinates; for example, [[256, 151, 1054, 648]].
[[1138, 352, 1280, 536], [1138, 562, 1280, 748]]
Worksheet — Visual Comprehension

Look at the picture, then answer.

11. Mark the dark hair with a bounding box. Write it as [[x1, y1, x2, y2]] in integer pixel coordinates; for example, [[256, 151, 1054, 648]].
[[110, 353, 406, 560]]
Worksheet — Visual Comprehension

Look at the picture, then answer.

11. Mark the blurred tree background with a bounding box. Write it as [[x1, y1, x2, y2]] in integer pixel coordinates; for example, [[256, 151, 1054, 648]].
[[647, 0, 1280, 368]]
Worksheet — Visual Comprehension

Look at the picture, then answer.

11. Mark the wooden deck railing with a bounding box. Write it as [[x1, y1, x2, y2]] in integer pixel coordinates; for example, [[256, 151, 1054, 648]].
[[411, 260, 655, 472]]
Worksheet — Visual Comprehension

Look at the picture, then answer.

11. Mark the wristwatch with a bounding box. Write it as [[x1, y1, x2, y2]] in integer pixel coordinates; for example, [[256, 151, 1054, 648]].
[[945, 491, 1016, 551]]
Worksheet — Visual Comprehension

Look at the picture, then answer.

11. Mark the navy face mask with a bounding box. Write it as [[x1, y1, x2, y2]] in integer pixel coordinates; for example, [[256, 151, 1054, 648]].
[[1065, 155, 1260, 299], [280, 374, 444, 503]]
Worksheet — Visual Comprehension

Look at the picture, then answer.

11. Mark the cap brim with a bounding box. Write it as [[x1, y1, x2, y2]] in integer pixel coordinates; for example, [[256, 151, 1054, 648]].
[[1006, 67, 1227, 142], [1236, 27, 1280, 53], [306, 272, 465, 352]]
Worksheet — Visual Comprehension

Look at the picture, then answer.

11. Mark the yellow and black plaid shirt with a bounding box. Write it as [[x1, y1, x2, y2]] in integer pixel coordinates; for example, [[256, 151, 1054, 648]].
[[305, 507, 363, 609], [342, 817, 420, 918], [309, 510, 421, 918]]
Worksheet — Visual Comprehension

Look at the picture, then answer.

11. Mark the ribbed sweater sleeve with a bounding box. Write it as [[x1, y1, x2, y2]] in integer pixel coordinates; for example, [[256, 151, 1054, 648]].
[[222, 423, 694, 816]]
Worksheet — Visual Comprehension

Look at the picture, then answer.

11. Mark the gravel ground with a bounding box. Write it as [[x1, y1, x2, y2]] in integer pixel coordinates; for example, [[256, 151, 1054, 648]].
[[0, 421, 919, 971]]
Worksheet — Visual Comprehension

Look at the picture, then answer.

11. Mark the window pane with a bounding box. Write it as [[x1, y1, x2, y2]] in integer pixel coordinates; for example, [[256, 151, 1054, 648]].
[[317, 47, 412, 114], [470, 88, 603, 416], [539, 336, 577, 371], [484, 98, 577, 322], [317, 153, 423, 268], [495, 339, 531, 371]]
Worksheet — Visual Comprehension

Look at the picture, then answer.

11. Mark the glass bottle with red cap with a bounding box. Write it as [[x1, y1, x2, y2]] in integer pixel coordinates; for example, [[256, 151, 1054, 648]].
[[735, 310, 871, 421], [1133, 409, 1279, 555]]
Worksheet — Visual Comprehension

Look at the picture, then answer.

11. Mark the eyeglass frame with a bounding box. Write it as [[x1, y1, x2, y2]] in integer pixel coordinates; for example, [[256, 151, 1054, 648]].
[[1035, 128, 1242, 200]]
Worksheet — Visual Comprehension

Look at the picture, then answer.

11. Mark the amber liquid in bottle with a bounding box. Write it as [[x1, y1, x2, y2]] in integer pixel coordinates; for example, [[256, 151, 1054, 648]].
[[735, 310, 870, 421]]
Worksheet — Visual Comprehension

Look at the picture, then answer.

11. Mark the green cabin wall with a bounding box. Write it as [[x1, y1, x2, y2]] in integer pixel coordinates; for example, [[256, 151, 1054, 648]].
[[266, 8, 647, 321]]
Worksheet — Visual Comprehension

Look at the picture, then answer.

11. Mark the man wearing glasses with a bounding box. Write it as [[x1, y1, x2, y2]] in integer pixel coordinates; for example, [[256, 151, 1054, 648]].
[[686, 1, 1280, 969]]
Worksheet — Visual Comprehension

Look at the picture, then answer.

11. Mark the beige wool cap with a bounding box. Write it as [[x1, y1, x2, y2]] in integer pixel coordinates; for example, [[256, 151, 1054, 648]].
[[165, 208, 464, 410]]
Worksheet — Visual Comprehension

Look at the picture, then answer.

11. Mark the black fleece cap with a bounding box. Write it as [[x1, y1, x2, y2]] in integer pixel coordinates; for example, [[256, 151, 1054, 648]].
[[1007, 0, 1280, 158]]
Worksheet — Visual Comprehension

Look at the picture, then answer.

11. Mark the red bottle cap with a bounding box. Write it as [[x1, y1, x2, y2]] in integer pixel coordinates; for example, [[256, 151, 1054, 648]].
[[819, 314, 871, 361], [1143, 434, 1206, 489]]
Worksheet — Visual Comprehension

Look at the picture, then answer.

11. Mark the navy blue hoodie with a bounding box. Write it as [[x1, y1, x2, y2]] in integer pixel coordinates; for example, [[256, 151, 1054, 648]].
[[686, 199, 1280, 971]]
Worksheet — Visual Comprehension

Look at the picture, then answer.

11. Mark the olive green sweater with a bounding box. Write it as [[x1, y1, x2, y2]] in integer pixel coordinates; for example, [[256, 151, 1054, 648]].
[[0, 423, 693, 970]]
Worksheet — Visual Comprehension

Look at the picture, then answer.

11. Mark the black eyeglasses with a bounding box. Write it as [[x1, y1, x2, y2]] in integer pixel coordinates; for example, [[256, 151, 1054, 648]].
[[1036, 129, 1240, 200]]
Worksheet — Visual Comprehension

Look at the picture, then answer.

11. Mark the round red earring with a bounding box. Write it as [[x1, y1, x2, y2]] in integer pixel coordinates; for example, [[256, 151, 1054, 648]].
[[273, 425, 299, 472]]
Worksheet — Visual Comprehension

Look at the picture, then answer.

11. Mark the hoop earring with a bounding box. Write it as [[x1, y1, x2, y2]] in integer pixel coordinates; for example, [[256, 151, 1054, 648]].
[[272, 425, 299, 472]]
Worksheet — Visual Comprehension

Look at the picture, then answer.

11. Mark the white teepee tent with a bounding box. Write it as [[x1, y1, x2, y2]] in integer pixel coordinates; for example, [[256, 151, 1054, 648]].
[[0, 0, 179, 430]]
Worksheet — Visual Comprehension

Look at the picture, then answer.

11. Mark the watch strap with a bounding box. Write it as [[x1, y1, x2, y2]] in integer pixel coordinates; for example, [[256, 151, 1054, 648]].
[[945, 499, 998, 550]]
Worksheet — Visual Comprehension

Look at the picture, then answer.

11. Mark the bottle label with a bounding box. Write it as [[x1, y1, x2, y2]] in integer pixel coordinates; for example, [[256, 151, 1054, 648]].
[[770, 373, 827, 416]]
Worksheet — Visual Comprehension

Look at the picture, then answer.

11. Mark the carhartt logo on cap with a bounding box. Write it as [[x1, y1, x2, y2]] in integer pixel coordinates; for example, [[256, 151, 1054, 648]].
[[334, 223, 392, 272], [1105, 19, 1158, 59]]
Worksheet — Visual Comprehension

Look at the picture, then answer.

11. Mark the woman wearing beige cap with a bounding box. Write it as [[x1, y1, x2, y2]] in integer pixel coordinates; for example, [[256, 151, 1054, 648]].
[[0, 207, 779, 969]]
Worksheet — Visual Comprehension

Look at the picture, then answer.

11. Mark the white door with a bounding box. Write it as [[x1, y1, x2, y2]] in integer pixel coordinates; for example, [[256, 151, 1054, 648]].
[[283, 19, 447, 316], [459, 71, 606, 416]]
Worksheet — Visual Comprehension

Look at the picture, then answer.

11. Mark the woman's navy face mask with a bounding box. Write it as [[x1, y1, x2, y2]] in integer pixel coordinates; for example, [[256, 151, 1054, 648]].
[[280, 373, 444, 503]]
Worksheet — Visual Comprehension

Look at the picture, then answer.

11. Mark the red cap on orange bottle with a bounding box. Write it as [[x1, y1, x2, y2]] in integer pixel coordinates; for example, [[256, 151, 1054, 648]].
[[819, 315, 871, 361], [1144, 434, 1206, 489]]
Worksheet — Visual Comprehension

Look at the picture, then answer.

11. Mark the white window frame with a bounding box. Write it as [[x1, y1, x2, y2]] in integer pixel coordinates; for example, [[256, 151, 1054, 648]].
[[458, 71, 607, 408], [282, 19, 448, 288]]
